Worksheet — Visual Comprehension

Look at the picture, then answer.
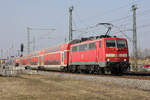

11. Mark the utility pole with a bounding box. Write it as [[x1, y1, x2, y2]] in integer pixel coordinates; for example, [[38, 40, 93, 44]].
[[132, 5, 138, 71], [27, 27, 30, 54], [33, 37, 35, 52], [0, 49, 3, 59], [69, 6, 73, 41], [17, 50, 20, 57], [65, 37, 67, 42], [11, 44, 14, 58]]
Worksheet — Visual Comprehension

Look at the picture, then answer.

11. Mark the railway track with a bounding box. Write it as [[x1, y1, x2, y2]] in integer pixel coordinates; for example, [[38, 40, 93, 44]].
[[122, 71, 150, 80], [30, 69, 150, 80]]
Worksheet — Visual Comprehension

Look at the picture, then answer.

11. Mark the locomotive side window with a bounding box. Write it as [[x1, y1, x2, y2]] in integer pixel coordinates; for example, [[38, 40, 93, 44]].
[[89, 42, 96, 50], [117, 40, 126, 48], [106, 40, 116, 48], [72, 46, 78, 52], [99, 41, 101, 48], [79, 44, 88, 51]]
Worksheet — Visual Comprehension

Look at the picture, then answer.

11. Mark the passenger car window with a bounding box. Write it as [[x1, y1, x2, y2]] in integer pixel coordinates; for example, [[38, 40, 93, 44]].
[[72, 46, 78, 52], [99, 41, 101, 48]]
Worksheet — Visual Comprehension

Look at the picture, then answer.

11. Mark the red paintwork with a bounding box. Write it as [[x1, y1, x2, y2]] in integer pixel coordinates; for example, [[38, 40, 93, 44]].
[[70, 40, 98, 63], [144, 65, 150, 68], [13, 58, 20, 65], [44, 52, 61, 65], [15, 43, 71, 66], [104, 38, 129, 61], [70, 37, 129, 64], [14, 37, 129, 68]]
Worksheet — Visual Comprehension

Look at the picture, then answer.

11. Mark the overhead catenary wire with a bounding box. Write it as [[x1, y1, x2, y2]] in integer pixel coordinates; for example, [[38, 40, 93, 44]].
[[137, 23, 150, 29], [75, 8, 150, 35], [71, 0, 149, 44], [76, 0, 146, 25], [108, 8, 150, 25]]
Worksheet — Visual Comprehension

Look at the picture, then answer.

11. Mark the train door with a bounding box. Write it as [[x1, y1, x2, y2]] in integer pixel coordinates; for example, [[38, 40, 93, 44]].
[[97, 40, 102, 61], [61, 51, 64, 65], [27, 58, 30, 65], [39, 56, 43, 66], [38, 57, 39, 66], [69, 49, 72, 65]]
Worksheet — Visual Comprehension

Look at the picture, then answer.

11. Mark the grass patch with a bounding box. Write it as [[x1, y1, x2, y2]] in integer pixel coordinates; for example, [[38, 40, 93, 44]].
[[0, 74, 150, 100]]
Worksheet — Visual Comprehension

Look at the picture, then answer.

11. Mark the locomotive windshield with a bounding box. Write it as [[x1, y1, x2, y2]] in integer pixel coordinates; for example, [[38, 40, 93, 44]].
[[116, 40, 126, 48], [105, 39, 126, 48], [105, 40, 116, 48]]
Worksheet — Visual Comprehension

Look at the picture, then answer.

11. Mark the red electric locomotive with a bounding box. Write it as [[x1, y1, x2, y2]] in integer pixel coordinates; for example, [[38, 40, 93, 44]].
[[68, 35, 129, 74], [14, 35, 130, 74]]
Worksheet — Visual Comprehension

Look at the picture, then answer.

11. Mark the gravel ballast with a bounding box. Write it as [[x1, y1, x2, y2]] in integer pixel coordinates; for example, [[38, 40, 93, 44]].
[[25, 70, 150, 91]]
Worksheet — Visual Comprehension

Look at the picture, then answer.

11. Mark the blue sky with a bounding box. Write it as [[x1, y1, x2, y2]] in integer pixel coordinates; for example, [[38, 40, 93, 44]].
[[0, 0, 149, 57]]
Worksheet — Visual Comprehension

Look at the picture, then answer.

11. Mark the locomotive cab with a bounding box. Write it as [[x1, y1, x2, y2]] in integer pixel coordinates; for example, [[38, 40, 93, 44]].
[[103, 37, 130, 74]]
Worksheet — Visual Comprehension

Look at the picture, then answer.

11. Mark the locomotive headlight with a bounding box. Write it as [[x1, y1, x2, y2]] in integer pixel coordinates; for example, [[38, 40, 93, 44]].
[[107, 59, 110, 61], [106, 54, 116, 57], [124, 59, 127, 61], [119, 54, 127, 57]]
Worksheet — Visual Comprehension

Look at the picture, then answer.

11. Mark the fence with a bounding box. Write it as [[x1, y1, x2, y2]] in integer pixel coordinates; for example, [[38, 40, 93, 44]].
[[0, 64, 25, 76]]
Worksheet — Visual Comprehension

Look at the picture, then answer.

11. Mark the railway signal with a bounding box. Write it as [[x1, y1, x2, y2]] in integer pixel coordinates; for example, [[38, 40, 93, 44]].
[[20, 43, 24, 57]]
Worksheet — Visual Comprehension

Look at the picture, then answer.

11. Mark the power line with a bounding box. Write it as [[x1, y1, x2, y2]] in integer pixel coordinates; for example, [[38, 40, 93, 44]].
[[108, 8, 150, 24], [73, 3, 150, 33], [137, 23, 150, 29], [82, 5, 130, 23], [115, 11, 150, 27], [140, 30, 150, 35], [99, 7, 150, 27], [74, 15, 131, 33], [29, 28, 56, 31], [77, 0, 146, 24], [73, 0, 149, 41], [26, 27, 56, 54], [72, 17, 77, 30], [94, 8, 150, 32], [108, 15, 131, 23], [74, 10, 87, 26]]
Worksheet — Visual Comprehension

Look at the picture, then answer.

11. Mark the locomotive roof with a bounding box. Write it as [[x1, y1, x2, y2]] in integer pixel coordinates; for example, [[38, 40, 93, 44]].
[[71, 36, 126, 46]]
